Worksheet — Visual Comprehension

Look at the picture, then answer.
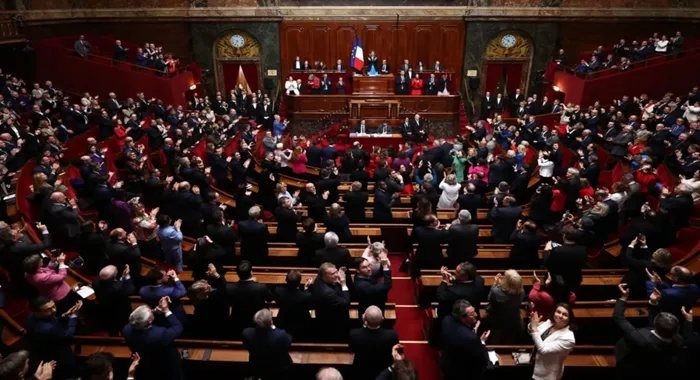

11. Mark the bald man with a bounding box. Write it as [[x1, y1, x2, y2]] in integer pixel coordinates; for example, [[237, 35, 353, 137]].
[[46, 191, 80, 249], [93, 264, 136, 335], [316, 367, 343, 380], [647, 265, 699, 320], [348, 306, 399, 379], [105, 228, 142, 282]]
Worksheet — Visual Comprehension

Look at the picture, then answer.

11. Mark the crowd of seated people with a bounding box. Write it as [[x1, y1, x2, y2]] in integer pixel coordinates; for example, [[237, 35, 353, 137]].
[[552, 31, 686, 74], [0, 55, 699, 380]]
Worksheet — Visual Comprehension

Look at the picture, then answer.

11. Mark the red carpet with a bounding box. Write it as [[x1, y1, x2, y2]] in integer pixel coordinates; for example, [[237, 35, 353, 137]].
[[388, 253, 442, 379]]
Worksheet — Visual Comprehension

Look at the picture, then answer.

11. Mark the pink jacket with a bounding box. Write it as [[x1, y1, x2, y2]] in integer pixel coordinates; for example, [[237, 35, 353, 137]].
[[25, 266, 71, 302]]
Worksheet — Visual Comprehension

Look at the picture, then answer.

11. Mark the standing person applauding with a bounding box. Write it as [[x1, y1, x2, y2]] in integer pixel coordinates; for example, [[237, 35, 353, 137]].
[[528, 304, 576, 380]]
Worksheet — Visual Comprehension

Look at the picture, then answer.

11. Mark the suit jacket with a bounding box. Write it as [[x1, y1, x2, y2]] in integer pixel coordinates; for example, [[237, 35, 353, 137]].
[[413, 226, 449, 272], [509, 230, 544, 269], [456, 194, 483, 222], [354, 269, 392, 314], [274, 285, 313, 338], [349, 327, 400, 379], [114, 45, 128, 61], [613, 299, 686, 379], [440, 315, 489, 380], [311, 279, 350, 339], [544, 243, 588, 292], [313, 247, 353, 269], [373, 189, 397, 222], [488, 206, 522, 243], [27, 315, 77, 377], [47, 203, 80, 242], [530, 319, 575, 380], [205, 223, 238, 257], [139, 281, 188, 324], [242, 327, 293, 378], [227, 280, 274, 333], [446, 223, 479, 263], [105, 240, 143, 280], [343, 190, 369, 222], [295, 231, 325, 266], [123, 313, 184, 380], [436, 277, 485, 319], [237, 220, 270, 262], [93, 277, 136, 334], [275, 206, 301, 242], [190, 275, 229, 338]]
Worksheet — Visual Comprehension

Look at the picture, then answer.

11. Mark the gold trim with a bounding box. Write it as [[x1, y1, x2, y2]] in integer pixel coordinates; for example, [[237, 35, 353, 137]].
[[480, 30, 534, 96], [212, 31, 264, 94]]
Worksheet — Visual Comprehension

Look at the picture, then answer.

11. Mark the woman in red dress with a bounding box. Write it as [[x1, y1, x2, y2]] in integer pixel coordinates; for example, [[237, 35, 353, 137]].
[[410, 74, 423, 95]]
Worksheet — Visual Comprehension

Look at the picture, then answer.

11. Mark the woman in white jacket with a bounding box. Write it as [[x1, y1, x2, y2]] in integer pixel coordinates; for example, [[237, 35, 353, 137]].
[[528, 304, 576, 380], [537, 151, 555, 185]]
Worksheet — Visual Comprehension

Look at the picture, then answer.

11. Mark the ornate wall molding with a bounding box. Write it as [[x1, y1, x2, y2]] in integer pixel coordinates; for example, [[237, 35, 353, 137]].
[[10, 7, 700, 23]]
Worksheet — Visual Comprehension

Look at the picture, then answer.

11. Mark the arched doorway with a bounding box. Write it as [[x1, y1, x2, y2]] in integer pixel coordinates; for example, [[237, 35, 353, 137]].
[[480, 31, 534, 100], [213, 30, 263, 94]]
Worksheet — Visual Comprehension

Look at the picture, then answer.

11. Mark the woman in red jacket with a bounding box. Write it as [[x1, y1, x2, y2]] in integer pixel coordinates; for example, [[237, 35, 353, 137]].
[[113, 119, 130, 150], [410, 74, 423, 95], [634, 164, 660, 193]]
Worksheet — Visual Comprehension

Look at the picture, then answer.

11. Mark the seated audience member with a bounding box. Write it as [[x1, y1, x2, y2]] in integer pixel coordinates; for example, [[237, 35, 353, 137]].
[[348, 306, 400, 379]]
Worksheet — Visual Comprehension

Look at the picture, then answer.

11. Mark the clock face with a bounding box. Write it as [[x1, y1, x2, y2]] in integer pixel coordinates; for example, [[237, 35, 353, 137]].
[[501, 34, 517, 48], [230, 34, 246, 48]]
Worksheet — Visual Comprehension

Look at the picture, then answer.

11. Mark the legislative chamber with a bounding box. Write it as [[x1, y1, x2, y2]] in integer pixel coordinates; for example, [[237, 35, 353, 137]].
[[0, 2, 698, 380]]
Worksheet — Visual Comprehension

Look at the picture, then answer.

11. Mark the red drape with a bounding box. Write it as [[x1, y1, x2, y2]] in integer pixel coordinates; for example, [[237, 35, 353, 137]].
[[485, 63, 505, 93], [222, 63, 259, 94], [503, 64, 522, 95], [486, 63, 522, 95]]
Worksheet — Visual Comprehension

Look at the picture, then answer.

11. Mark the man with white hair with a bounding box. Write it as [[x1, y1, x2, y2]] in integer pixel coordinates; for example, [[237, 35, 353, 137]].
[[92, 264, 135, 336], [237, 205, 270, 261], [348, 305, 400, 379], [123, 296, 183, 380], [660, 183, 694, 229], [107, 92, 121, 117], [313, 231, 352, 268], [242, 308, 293, 379], [447, 209, 479, 264]]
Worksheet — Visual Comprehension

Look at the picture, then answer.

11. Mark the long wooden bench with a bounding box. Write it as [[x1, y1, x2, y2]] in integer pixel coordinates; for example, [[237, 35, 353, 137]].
[[128, 298, 397, 327], [71, 335, 616, 369]]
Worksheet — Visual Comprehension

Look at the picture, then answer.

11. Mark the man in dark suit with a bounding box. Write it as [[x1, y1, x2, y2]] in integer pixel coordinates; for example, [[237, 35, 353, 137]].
[[106, 92, 122, 117], [46, 192, 81, 249], [366, 51, 379, 71], [659, 184, 694, 230], [301, 182, 329, 222], [27, 297, 81, 379], [313, 232, 353, 269], [436, 263, 485, 321], [395, 70, 409, 94], [509, 220, 544, 269], [312, 263, 351, 341], [350, 161, 371, 191], [488, 196, 522, 244], [105, 228, 143, 282], [275, 196, 302, 242], [315, 168, 341, 203], [188, 265, 229, 339], [204, 208, 237, 258], [113, 40, 129, 61], [227, 260, 274, 337], [373, 181, 399, 223], [456, 184, 483, 222], [510, 164, 532, 204], [295, 218, 325, 266], [274, 270, 314, 340], [342, 181, 369, 223], [305, 140, 323, 167], [123, 297, 184, 380], [440, 299, 490, 380], [355, 255, 392, 315], [237, 205, 269, 263], [348, 306, 400, 379], [543, 227, 588, 294], [409, 113, 427, 142], [447, 210, 479, 264], [242, 308, 293, 380], [646, 265, 699, 320], [0, 222, 51, 298], [614, 284, 685, 379], [481, 91, 493, 117], [412, 214, 449, 277], [93, 264, 135, 336]]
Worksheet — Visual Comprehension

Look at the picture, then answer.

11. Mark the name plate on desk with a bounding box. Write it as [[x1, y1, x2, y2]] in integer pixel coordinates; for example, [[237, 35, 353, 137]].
[[350, 133, 396, 138]]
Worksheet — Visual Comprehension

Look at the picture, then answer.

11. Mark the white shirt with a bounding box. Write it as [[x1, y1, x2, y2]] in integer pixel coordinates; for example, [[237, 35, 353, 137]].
[[655, 40, 669, 52], [538, 158, 554, 178]]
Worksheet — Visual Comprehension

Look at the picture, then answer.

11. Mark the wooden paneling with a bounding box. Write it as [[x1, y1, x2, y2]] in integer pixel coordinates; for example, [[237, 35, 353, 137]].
[[286, 94, 459, 120], [280, 21, 465, 84]]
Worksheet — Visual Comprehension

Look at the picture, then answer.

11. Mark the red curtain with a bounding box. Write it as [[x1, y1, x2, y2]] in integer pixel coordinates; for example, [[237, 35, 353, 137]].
[[486, 63, 523, 95], [485, 63, 505, 93], [504, 63, 522, 95], [222, 63, 259, 94]]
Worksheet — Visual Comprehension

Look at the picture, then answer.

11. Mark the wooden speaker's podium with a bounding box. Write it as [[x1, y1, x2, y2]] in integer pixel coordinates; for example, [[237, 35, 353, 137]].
[[352, 74, 395, 95]]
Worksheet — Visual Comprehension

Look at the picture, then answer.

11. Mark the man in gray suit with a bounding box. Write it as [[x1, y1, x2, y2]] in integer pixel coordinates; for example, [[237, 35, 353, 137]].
[[74, 35, 91, 58]]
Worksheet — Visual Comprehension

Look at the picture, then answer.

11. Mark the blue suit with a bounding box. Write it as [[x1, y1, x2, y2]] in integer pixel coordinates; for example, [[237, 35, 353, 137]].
[[156, 225, 184, 272], [123, 313, 184, 380], [139, 280, 187, 324], [646, 281, 700, 320], [273, 120, 287, 137], [27, 315, 78, 379]]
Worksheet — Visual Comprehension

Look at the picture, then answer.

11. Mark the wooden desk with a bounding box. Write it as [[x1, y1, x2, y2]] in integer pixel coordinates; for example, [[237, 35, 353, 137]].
[[286, 95, 459, 120], [352, 74, 394, 95], [349, 99, 400, 122]]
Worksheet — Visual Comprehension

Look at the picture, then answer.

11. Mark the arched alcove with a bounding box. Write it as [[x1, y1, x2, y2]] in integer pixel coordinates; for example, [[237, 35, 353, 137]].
[[213, 30, 264, 94], [480, 30, 534, 97]]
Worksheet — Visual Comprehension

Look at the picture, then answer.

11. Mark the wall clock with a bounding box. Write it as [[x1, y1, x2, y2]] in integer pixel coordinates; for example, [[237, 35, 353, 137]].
[[500, 34, 517, 48], [230, 34, 246, 48]]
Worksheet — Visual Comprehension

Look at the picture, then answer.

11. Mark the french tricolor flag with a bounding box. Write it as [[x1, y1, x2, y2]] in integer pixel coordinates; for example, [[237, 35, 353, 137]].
[[350, 37, 364, 71]]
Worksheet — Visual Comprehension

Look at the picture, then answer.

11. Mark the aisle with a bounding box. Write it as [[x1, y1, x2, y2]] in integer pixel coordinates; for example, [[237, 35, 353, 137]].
[[388, 255, 441, 379]]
